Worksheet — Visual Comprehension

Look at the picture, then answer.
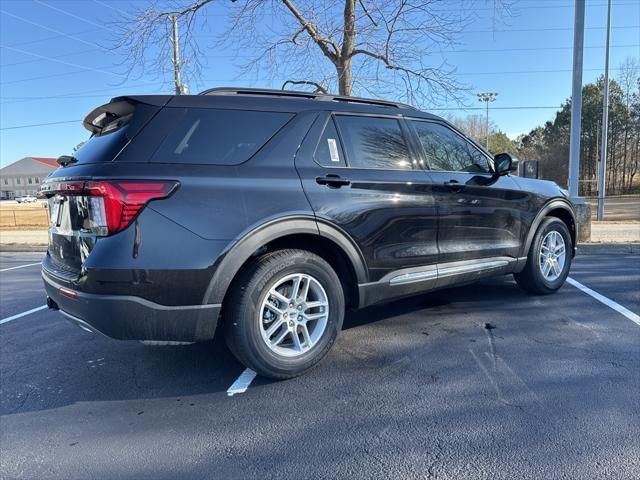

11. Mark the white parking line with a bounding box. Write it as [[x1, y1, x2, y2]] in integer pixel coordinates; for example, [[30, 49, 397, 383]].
[[0, 262, 41, 272], [227, 368, 257, 396], [567, 277, 640, 326], [0, 305, 48, 325]]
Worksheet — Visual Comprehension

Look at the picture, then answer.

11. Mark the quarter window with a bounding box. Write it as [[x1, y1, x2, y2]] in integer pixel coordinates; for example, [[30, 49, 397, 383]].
[[151, 108, 293, 165], [315, 118, 345, 167], [411, 121, 490, 173], [335, 116, 413, 170]]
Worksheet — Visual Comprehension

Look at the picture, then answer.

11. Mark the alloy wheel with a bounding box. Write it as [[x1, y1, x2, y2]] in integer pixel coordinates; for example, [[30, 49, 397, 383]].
[[538, 230, 566, 282], [258, 273, 329, 357]]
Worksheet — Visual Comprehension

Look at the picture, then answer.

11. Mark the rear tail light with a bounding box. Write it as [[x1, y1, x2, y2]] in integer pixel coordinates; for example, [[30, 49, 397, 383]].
[[41, 180, 179, 236]]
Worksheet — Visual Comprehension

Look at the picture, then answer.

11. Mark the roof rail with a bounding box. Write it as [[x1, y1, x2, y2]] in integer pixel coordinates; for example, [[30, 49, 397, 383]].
[[199, 87, 416, 110]]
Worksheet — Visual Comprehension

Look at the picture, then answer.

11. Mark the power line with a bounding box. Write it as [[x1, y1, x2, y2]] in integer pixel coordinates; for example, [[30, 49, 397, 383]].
[[92, 0, 117, 11], [0, 120, 82, 131], [429, 106, 561, 111], [444, 44, 639, 54], [0, 67, 114, 85], [33, 0, 109, 30], [5, 28, 101, 49], [464, 25, 639, 34], [1, 64, 628, 104], [0, 45, 125, 78], [0, 47, 104, 68], [0, 10, 101, 48]]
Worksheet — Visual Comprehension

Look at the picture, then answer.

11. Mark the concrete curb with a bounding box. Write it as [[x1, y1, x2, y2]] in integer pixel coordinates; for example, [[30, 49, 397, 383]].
[[577, 243, 640, 255], [1, 244, 47, 252]]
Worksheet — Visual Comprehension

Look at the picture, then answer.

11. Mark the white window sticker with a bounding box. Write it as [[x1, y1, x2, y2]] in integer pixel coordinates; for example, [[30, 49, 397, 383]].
[[327, 138, 340, 162]]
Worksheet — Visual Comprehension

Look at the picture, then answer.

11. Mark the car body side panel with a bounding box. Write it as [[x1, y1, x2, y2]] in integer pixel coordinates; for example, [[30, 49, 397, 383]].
[[148, 111, 319, 240], [294, 112, 439, 283], [428, 171, 529, 263]]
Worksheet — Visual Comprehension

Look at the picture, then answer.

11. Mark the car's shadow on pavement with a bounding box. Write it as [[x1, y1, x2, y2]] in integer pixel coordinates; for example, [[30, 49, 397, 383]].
[[2, 276, 531, 415]]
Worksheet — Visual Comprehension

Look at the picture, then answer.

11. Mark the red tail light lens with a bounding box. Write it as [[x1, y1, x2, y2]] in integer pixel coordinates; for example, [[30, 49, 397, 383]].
[[84, 181, 177, 235], [40, 180, 179, 236]]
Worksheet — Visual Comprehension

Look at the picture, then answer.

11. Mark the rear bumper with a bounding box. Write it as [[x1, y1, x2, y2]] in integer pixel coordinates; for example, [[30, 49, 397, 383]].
[[43, 271, 220, 342]]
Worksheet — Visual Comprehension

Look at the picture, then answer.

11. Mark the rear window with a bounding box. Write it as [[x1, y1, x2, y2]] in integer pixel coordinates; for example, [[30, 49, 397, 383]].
[[150, 108, 293, 165], [73, 126, 130, 165], [73, 101, 159, 165]]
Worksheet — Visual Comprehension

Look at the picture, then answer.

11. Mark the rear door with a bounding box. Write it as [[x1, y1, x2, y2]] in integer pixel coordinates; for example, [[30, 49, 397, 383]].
[[407, 119, 526, 265], [295, 112, 438, 283]]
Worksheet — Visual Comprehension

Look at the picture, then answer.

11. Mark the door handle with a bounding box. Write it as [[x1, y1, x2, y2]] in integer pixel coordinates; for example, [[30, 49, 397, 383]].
[[316, 174, 351, 188], [444, 179, 464, 191]]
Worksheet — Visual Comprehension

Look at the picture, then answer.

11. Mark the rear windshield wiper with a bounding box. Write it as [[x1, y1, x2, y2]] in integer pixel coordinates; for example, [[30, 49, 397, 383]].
[[57, 155, 78, 167]]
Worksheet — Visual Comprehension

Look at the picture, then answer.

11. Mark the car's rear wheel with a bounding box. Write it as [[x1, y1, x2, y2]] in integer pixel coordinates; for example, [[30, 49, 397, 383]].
[[514, 217, 572, 294], [224, 249, 344, 379]]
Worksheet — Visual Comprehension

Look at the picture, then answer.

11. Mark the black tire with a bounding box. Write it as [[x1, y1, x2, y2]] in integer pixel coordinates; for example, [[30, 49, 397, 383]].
[[514, 217, 572, 295], [224, 249, 344, 379]]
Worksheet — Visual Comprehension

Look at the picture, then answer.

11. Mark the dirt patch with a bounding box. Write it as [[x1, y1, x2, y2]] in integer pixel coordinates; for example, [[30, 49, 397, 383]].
[[0, 205, 49, 230]]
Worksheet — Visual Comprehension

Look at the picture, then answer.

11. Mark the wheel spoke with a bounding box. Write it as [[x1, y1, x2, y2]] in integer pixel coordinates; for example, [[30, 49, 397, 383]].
[[300, 276, 311, 302], [305, 301, 328, 310], [264, 302, 283, 316], [269, 289, 289, 305], [265, 318, 285, 338], [289, 275, 302, 302], [305, 312, 327, 321], [552, 261, 562, 276], [291, 331, 302, 351], [543, 260, 552, 277], [300, 324, 313, 348], [271, 328, 289, 347]]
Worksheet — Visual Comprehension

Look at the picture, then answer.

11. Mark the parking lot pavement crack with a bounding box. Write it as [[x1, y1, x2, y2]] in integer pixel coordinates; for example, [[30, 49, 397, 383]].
[[469, 346, 543, 418]]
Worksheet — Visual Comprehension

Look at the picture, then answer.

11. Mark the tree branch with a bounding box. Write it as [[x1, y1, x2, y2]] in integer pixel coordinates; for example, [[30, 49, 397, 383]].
[[280, 0, 340, 62]]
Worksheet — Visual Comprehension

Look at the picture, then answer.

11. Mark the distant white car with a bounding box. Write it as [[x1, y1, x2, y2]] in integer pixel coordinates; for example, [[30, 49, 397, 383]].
[[15, 195, 38, 204]]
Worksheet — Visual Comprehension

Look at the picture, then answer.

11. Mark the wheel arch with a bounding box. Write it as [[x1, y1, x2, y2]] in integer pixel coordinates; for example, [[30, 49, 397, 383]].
[[202, 216, 368, 309], [522, 199, 577, 258]]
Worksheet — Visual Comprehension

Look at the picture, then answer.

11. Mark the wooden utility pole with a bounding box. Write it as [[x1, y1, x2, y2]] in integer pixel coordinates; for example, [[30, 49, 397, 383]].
[[171, 15, 182, 95]]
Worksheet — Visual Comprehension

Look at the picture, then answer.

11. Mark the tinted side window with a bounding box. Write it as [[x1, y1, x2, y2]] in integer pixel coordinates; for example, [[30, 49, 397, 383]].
[[314, 117, 346, 167], [335, 116, 413, 170], [411, 121, 490, 173], [151, 108, 293, 165]]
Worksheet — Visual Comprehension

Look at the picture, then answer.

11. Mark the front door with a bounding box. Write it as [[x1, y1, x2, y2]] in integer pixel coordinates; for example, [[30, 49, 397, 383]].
[[407, 119, 527, 265], [295, 112, 438, 283]]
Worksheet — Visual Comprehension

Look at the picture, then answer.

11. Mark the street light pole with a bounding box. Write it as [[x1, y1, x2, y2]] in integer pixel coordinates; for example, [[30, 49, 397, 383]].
[[597, 0, 612, 220], [477, 92, 498, 151]]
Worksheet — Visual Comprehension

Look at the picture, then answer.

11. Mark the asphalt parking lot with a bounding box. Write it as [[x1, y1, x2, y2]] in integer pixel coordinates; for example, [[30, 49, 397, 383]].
[[1, 252, 638, 480]]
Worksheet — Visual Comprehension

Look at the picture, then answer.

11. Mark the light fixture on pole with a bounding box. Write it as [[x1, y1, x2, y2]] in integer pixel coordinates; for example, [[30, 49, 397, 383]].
[[477, 92, 498, 150]]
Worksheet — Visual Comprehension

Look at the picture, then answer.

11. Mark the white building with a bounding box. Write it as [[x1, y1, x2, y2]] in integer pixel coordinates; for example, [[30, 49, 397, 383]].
[[0, 157, 58, 199]]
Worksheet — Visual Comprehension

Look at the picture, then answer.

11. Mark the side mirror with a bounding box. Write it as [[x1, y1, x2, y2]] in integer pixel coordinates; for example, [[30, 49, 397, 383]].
[[493, 153, 515, 176]]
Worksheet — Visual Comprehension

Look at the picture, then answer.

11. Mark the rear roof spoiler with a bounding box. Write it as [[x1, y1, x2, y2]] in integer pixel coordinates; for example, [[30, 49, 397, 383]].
[[83, 95, 173, 135]]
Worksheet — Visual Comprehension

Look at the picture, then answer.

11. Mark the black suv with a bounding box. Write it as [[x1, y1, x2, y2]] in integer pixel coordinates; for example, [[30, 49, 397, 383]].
[[40, 88, 576, 379]]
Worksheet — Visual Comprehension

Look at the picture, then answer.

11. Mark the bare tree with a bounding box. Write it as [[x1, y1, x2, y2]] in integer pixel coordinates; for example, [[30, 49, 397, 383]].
[[113, 0, 513, 105], [112, 0, 214, 90]]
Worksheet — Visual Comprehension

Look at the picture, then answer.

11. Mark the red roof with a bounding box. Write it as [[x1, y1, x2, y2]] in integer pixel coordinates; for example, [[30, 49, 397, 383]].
[[31, 157, 58, 168]]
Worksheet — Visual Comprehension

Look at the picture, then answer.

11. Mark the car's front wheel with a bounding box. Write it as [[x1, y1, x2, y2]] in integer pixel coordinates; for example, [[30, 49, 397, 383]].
[[514, 217, 572, 294], [224, 249, 344, 379]]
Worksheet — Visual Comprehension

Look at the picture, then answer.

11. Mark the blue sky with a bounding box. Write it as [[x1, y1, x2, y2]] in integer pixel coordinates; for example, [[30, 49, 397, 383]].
[[1, 0, 639, 166]]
